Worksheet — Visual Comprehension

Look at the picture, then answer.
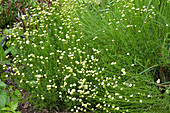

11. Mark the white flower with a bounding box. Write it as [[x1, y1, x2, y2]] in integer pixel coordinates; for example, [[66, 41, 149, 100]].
[[108, 95, 111, 98], [47, 85, 51, 90], [156, 79, 160, 84], [20, 79, 23, 83], [50, 52, 54, 55], [121, 68, 125, 72], [112, 105, 115, 108], [41, 47, 44, 49], [70, 89, 76, 95], [41, 97, 44, 100], [122, 14, 125, 17], [121, 68, 126, 75], [47, 85, 51, 88], [116, 21, 119, 24], [147, 95, 151, 97], [115, 93, 119, 95], [115, 107, 119, 110], [119, 96, 122, 98], [26, 40, 29, 44], [40, 56, 43, 59], [35, 75, 42, 78], [139, 100, 142, 103], [93, 36, 98, 40], [129, 84, 132, 87], [30, 64, 33, 67], [20, 46, 23, 49], [111, 62, 116, 65], [84, 85, 88, 89]]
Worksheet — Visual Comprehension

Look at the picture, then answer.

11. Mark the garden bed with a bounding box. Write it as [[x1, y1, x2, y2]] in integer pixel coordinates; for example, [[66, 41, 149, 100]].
[[0, 0, 169, 113]]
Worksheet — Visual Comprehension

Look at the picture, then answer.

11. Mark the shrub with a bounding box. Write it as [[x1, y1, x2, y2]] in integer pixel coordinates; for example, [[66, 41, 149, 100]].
[[6, 0, 169, 112]]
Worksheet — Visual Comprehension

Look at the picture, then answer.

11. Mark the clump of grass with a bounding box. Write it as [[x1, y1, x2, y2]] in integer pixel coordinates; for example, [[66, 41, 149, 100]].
[[77, 0, 169, 91], [5, 0, 169, 112]]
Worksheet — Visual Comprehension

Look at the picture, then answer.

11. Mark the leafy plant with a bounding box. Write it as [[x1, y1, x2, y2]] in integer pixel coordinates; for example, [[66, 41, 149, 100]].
[[7, 0, 169, 112], [0, 81, 21, 113], [0, 29, 17, 82]]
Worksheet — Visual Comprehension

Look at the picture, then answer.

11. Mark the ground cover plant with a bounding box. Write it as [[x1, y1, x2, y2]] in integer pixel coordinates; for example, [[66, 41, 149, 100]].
[[0, 0, 169, 112], [0, 81, 21, 113]]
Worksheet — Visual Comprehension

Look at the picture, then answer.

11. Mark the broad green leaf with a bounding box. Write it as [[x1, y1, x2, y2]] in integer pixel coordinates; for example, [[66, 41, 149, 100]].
[[0, 90, 7, 109], [0, 60, 11, 66], [3, 29, 12, 35], [0, 72, 6, 82], [11, 89, 21, 100], [1, 107, 13, 112], [0, 82, 7, 90], [10, 47, 17, 56], [5, 96, 10, 106], [0, 110, 10, 113], [4, 47, 17, 57], [16, 112, 21, 113], [9, 101, 18, 110], [0, 46, 6, 61], [0, 64, 2, 71], [9, 86, 14, 92], [5, 60, 11, 65], [4, 48, 11, 55], [0, 36, 5, 43], [165, 89, 170, 94], [14, 89, 21, 98], [11, 95, 19, 100]]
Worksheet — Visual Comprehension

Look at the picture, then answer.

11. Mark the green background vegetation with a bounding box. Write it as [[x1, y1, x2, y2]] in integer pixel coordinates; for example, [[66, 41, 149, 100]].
[[0, 0, 169, 112]]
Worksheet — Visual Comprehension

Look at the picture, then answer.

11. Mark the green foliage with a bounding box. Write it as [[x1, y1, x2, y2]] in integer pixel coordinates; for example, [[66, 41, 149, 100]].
[[0, 45, 6, 61], [0, 81, 21, 113], [0, 37, 17, 82], [5, 0, 170, 112], [77, 0, 169, 86]]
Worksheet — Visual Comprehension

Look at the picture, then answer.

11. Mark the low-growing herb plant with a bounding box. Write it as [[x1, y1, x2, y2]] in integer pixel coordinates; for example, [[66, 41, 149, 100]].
[[0, 29, 17, 82], [0, 81, 21, 113], [6, 0, 169, 112]]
